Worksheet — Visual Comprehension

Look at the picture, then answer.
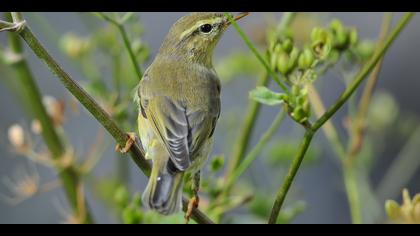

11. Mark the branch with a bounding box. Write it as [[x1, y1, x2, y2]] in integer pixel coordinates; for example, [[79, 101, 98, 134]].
[[224, 73, 269, 181], [268, 130, 314, 224], [347, 12, 393, 160], [311, 13, 414, 132], [268, 12, 414, 224], [5, 14, 94, 223], [4, 12, 213, 224], [224, 12, 297, 190]]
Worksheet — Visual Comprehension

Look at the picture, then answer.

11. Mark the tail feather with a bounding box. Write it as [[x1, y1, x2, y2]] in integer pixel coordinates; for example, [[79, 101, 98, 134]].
[[142, 165, 184, 215]]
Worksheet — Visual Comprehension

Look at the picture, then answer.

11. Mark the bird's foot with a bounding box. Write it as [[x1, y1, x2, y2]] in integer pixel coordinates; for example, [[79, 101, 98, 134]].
[[115, 132, 136, 154], [185, 195, 200, 224]]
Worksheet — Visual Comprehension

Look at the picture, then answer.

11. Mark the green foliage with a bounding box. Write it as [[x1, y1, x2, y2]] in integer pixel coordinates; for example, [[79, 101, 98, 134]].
[[249, 86, 286, 106], [1, 11, 415, 224], [210, 155, 225, 173]]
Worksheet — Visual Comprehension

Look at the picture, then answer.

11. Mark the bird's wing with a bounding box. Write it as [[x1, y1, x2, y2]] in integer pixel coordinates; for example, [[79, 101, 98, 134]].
[[142, 95, 219, 172], [145, 96, 190, 171]]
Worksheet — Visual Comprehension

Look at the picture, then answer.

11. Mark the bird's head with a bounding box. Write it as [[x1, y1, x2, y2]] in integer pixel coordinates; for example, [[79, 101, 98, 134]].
[[157, 12, 248, 66]]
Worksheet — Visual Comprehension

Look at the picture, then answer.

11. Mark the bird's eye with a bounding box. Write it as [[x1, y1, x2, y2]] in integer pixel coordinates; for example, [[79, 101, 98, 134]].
[[199, 24, 213, 33]]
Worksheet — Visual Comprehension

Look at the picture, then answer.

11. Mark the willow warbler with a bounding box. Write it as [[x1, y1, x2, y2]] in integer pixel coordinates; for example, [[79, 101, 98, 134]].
[[136, 12, 247, 216]]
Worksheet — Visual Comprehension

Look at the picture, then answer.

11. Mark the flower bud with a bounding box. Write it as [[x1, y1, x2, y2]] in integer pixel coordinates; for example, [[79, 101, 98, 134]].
[[59, 33, 91, 59], [291, 106, 307, 123], [277, 52, 290, 75], [43, 96, 65, 127], [288, 47, 300, 71], [298, 48, 315, 69], [31, 120, 42, 134], [281, 38, 294, 54], [349, 28, 358, 46], [8, 124, 26, 150], [330, 19, 344, 33], [311, 28, 332, 60], [355, 40, 375, 61]]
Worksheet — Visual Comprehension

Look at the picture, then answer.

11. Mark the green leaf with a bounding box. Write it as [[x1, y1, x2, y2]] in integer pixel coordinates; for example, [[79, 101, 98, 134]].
[[210, 155, 225, 173], [249, 86, 286, 106]]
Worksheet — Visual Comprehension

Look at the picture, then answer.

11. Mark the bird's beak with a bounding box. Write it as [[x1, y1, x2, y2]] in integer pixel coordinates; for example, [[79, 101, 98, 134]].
[[224, 12, 249, 27]]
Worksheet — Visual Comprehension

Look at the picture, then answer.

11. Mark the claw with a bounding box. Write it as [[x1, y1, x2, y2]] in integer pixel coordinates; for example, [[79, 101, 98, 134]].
[[185, 195, 200, 224], [115, 132, 136, 154]]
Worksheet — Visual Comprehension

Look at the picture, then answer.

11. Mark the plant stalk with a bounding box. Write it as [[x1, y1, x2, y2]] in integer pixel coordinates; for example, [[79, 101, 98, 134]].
[[6, 26, 93, 223], [268, 12, 414, 224]]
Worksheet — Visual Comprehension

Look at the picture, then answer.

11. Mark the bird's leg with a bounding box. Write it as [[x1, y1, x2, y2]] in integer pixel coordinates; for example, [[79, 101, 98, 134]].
[[185, 171, 201, 224], [115, 132, 136, 154]]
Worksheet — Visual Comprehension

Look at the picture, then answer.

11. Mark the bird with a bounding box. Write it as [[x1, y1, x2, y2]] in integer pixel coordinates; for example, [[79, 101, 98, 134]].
[[133, 12, 248, 220]]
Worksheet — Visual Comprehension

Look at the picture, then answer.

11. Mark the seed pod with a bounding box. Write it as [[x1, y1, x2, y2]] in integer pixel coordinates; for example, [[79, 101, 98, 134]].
[[298, 48, 315, 69], [349, 28, 359, 46], [281, 38, 294, 54], [287, 47, 300, 72], [277, 52, 290, 75]]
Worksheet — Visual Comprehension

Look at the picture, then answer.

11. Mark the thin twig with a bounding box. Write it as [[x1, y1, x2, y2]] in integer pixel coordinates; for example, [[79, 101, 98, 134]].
[[225, 12, 289, 93], [224, 110, 286, 195], [224, 73, 269, 181], [268, 130, 314, 224], [224, 12, 297, 190], [348, 12, 393, 160], [96, 12, 143, 80]]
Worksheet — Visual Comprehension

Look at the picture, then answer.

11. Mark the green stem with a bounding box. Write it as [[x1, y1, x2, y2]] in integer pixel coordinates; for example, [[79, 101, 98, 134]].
[[343, 165, 362, 224], [6, 22, 93, 223], [8, 12, 212, 224], [224, 12, 297, 186], [268, 130, 314, 224], [312, 13, 414, 132], [117, 24, 143, 79], [278, 12, 296, 33], [225, 110, 286, 194], [225, 73, 269, 181], [226, 12, 288, 93], [347, 12, 393, 161], [268, 12, 414, 224], [97, 12, 143, 80], [343, 13, 393, 224]]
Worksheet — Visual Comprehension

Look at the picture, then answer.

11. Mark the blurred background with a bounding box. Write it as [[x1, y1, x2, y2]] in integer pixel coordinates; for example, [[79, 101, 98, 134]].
[[0, 12, 419, 224]]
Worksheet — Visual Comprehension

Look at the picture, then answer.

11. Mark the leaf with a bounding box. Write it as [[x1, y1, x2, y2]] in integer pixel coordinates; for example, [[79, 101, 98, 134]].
[[210, 155, 225, 173], [249, 86, 286, 106]]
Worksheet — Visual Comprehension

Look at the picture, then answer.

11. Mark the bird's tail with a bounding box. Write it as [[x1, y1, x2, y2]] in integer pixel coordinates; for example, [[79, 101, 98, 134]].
[[142, 158, 184, 215]]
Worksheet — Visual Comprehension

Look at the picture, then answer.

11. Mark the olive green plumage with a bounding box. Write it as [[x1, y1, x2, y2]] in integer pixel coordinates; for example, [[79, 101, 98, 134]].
[[136, 12, 229, 215]]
